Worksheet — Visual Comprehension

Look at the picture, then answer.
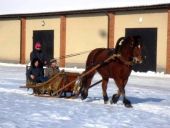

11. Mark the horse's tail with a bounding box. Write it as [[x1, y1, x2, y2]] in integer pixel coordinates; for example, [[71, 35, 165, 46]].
[[115, 37, 125, 54], [80, 67, 96, 100]]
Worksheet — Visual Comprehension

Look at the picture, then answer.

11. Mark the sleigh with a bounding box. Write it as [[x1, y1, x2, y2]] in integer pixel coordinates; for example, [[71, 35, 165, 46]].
[[20, 66, 80, 97]]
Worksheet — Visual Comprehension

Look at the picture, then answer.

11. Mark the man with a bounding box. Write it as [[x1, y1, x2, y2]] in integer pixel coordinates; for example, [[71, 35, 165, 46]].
[[30, 42, 47, 67], [45, 58, 60, 78]]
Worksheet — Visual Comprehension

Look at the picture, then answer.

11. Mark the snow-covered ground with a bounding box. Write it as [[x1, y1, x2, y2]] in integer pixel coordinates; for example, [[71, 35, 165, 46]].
[[0, 63, 170, 128]]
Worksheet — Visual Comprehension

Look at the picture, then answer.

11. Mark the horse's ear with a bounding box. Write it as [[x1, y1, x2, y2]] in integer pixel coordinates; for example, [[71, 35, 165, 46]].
[[134, 35, 142, 45]]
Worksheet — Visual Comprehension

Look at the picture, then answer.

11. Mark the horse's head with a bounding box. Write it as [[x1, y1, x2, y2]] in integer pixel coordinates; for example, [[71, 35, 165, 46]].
[[115, 36, 144, 65], [131, 36, 144, 64], [130, 36, 144, 64]]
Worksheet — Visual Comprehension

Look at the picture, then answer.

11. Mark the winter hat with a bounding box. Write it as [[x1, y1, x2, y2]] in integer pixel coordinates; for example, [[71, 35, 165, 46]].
[[50, 58, 57, 64], [35, 42, 41, 49]]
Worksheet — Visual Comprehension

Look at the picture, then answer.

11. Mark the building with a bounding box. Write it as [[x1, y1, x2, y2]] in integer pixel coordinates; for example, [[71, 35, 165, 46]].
[[0, 0, 170, 73]]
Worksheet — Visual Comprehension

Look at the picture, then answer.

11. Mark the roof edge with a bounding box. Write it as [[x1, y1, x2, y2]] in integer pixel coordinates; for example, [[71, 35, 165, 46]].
[[0, 3, 170, 19]]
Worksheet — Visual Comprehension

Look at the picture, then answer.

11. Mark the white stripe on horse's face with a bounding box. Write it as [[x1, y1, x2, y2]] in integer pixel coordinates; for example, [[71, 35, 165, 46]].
[[138, 45, 141, 49]]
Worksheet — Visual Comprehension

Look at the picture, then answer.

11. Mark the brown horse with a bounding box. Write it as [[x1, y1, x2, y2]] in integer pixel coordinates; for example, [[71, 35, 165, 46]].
[[80, 36, 143, 107]]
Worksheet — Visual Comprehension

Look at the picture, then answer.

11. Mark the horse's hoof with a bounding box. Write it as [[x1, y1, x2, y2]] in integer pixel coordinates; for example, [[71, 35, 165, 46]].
[[81, 97, 86, 100], [123, 99, 133, 108], [81, 93, 88, 100], [110, 99, 117, 104], [103, 95, 109, 104], [104, 100, 109, 104], [124, 103, 133, 108], [110, 99, 114, 104], [110, 95, 119, 104]]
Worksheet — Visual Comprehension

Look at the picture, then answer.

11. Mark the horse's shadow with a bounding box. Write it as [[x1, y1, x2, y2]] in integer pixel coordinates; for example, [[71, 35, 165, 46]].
[[85, 96, 164, 104], [128, 96, 165, 104]]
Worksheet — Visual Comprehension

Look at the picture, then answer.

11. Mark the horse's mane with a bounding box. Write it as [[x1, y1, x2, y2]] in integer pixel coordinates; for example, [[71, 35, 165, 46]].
[[115, 37, 125, 54]]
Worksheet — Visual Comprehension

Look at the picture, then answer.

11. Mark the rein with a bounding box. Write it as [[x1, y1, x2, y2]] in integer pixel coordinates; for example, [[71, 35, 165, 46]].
[[56, 50, 90, 60]]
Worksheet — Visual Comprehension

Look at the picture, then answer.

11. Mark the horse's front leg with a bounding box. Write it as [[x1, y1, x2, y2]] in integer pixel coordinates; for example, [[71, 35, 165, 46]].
[[122, 89, 132, 108], [111, 78, 132, 108], [111, 89, 132, 108], [121, 79, 132, 108], [110, 90, 121, 104], [110, 78, 123, 104], [102, 78, 109, 104]]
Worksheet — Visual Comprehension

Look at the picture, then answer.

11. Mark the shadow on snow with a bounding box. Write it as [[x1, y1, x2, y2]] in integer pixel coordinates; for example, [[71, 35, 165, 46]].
[[84, 96, 164, 104]]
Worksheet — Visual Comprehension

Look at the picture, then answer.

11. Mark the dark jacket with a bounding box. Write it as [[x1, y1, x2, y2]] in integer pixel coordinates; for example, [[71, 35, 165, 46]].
[[27, 66, 44, 83], [30, 50, 47, 66]]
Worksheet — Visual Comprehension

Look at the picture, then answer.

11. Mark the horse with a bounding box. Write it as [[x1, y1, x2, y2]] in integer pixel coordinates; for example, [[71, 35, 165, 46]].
[[79, 36, 143, 108]]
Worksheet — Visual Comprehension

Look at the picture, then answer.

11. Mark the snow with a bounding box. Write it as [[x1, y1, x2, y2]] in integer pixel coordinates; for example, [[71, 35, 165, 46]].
[[0, 62, 26, 67], [0, 0, 170, 15], [0, 63, 170, 128]]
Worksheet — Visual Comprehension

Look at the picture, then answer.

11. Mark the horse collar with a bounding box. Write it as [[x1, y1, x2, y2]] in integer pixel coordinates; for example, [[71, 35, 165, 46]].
[[115, 54, 134, 66]]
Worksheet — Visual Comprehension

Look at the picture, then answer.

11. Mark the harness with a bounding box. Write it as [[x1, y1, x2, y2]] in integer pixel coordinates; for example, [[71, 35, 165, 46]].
[[109, 54, 135, 66]]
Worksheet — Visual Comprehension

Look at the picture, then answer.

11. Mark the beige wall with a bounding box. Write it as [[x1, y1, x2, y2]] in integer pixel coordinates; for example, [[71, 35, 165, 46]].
[[0, 19, 20, 62], [115, 10, 168, 72], [26, 17, 60, 63], [66, 14, 108, 67], [0, 10, 168, 71]]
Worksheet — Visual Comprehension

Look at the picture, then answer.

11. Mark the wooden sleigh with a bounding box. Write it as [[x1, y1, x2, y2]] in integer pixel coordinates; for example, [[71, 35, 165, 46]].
[[20, 71, 80, 97]]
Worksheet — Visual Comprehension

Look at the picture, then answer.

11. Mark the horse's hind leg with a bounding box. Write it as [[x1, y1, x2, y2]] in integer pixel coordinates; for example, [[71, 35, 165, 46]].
[[102, 78, 109, 104]]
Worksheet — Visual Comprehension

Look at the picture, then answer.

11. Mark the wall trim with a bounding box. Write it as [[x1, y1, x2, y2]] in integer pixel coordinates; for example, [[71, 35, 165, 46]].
[[60, 16, 66, 67], [167, 10, 170, 73], [107, 12, 115, 48], [20, 18, 26, 64]]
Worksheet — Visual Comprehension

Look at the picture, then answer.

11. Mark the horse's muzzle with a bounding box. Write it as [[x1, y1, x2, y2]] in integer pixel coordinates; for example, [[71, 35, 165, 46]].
[[133, 56, 145, 64]]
